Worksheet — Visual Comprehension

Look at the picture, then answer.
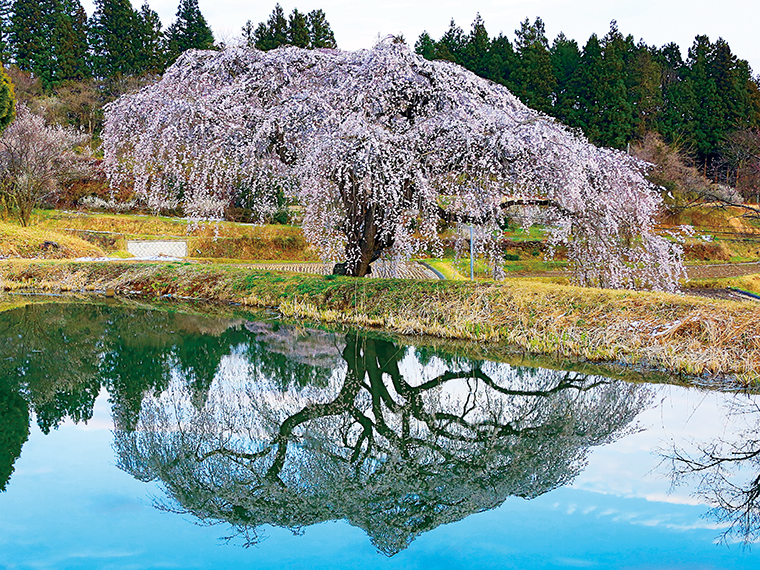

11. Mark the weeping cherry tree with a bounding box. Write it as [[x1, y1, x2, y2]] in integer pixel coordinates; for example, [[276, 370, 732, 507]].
[[103, 40, 684, 290]]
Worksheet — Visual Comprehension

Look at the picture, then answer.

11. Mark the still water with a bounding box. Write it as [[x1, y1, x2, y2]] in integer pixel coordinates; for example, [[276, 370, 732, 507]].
[[1, 298, 759, 569]]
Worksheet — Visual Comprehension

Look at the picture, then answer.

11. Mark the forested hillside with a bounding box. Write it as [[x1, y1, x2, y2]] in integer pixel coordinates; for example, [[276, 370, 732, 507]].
[[416, 16, 760, 199]]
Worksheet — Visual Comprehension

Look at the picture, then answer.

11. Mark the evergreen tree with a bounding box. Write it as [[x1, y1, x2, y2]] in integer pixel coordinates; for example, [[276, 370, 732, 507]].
[[10, 0, 57, 86], [288, 8, 309, 48], [0, 0, 12, 63], [687, 36, 728, 158], [306, 9, 335, 49], [252, 4, 288, 50], [241, 19, 255, 48], [136, 2, 165, 74], [657, 42, 695, 145], [53, 0, 89, 81], [550, 33, 581, 124], [488, 33, 517, 89], [247, 6, 336, 51], [414, 31, 436, 61], [567, 34, 604, 141], [596, 21, 633, 148], [165, 0, 214, 65], [0, 382, 30, 492], [0, 62, 14, 131], [11, 0, 87, 88], [710, 38, 758, 131], [415, 18, 515, 89], [462, 14, 490, 78], [512, 17, 555, 114], [435, 19, 466, 64], [626, 41, 662, 138], [88, 0, 143, 78]]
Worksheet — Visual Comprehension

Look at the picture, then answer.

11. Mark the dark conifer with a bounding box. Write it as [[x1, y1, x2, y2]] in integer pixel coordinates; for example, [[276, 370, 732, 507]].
[[306, 9, 335, 49], [461, 14, 490, 77], [550, 33, 581, 124], [88, 0, 143, 78], [247, 6, 336, 51], [596, 21, 633, 148], [626, 42, 663, 138], [253, 4, 288, 50], [136, 2, 165, 74], [414, 32, 436, 61], [10, 0, 57, 86], [512, 17, 555, 114], [568, 34, 604, 141], [53, 0, 90, 81], [435, 19, 466, 65], [488, 33, 517, 89], [165, 0, 215, 66], [288, 8, 310, 48], [0, 0, 12, 63]]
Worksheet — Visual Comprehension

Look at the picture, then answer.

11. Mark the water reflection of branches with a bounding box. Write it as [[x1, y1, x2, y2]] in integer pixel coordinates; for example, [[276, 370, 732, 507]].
[[115, 333, 650, 555], [664, 397, 760, 545]]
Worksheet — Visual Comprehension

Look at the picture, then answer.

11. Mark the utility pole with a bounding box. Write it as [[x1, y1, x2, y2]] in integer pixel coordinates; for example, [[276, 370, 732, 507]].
[[469, 225, 474, 281]]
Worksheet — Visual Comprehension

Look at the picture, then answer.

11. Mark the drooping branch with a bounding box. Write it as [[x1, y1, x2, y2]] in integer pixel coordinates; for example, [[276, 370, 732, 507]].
[[103, 42, 684, 290]]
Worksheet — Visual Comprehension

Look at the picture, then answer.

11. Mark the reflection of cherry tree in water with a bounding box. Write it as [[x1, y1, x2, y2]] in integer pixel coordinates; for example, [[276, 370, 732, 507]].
[[115, 334, 650, 555], [664, 396, 760, 545]]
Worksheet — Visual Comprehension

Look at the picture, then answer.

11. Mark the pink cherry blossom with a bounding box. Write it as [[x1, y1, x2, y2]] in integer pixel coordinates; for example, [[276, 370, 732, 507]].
[[103, 40, 684, 290]]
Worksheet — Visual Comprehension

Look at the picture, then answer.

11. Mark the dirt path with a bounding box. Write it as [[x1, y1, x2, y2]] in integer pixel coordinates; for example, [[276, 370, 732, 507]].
[[685, 261, 760, 280]]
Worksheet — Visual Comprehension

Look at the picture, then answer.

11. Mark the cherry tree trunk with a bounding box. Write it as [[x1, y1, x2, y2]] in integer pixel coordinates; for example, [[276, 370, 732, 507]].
[[332, 202, 391, 277]]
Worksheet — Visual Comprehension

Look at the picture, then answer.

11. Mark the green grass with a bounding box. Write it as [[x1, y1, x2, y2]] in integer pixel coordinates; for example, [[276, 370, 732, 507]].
[[421, 259, 467, 280], [12, 207, 760, 271], [686, 273, 760, 296]]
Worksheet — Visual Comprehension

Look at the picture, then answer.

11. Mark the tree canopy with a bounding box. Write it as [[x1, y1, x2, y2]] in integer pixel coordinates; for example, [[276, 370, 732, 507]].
[[0, 103, 88, 225], [165, 0, 214, 66], [104, 41, 684, 290], [242, 4, 336, 51]]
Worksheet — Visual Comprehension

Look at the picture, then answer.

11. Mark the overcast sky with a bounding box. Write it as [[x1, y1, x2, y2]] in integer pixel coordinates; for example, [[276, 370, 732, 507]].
[[84, 0, 760, 74]]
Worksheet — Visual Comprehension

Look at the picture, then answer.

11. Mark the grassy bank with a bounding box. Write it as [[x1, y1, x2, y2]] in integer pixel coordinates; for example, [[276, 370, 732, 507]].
[[0, 221, 105, 258], [1, 259, 759, 384], [32, 211, 320, 261]]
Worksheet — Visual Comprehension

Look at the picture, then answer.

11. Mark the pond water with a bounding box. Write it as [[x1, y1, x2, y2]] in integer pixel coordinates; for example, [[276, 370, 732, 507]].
[[1, 298, 759, 569]]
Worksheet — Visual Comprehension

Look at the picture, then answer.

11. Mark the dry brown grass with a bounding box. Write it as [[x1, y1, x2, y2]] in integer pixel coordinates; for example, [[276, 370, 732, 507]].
[[2, 259, 758, 384], [36, 212, 320, 260], [0, 222, 104, 259]]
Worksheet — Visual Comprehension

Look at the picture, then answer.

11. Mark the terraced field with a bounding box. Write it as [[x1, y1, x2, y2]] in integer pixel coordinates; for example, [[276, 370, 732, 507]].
[[244, 260, 440, 280]]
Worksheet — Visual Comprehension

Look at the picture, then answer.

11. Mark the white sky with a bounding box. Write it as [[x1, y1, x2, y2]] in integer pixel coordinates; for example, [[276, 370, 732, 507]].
[[83, 1, 760, 75]]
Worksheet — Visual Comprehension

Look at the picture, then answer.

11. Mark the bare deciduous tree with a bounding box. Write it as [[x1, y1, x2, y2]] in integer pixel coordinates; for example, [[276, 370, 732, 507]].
[[722, 128, 760, 211], [663, 397, 760, 545], [0, 104, 89, 226]]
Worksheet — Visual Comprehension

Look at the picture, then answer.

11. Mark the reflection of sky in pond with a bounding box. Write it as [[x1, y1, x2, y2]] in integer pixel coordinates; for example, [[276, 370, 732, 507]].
[[2, 382, 759, 569]]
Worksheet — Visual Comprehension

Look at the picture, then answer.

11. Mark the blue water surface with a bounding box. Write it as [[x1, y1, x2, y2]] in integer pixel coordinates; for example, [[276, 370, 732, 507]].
[[1, 389, 757, 570]]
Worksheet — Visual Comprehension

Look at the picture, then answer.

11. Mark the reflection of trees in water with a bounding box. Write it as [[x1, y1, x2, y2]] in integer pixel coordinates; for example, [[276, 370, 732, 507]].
[[0, 381, 29, 492], [0, 302, 343, 489], [115, 334, 650, 555], [664, 397, 760, 545]]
